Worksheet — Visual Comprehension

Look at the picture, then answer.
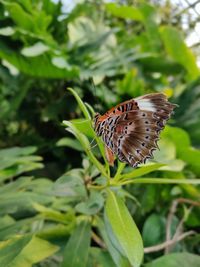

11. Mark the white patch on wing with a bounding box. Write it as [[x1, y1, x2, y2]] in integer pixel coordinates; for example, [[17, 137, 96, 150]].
[[136, 99, 156, 112]]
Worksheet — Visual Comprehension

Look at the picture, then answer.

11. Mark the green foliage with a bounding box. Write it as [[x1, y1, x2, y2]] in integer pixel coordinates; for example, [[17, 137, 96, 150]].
[[0, 0, 200, 266], [145, 253, 200, 267]]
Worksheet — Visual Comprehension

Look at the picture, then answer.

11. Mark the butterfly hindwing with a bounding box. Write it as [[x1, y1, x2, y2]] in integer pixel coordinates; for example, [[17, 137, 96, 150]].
[[94, 93, 177, 167]]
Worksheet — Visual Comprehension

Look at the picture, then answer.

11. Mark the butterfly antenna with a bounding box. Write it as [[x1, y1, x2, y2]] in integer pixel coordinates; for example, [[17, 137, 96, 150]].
[[90, 137, 95, 146], [86, 137, 98, 152]]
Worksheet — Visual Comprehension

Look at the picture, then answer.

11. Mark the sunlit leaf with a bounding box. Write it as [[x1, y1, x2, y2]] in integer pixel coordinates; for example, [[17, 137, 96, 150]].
[[7, 236, 59, 267], [106, 3, 144, 21], [96, 217, 130, 267], [0, 235, 32, 266], [21, 42, 50, 57], [0, 26, 15, 36], [105, 190, 143, 267]]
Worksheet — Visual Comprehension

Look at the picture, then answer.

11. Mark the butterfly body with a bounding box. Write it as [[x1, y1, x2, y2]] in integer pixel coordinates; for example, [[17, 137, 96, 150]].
[[93, 93, 177, 168]]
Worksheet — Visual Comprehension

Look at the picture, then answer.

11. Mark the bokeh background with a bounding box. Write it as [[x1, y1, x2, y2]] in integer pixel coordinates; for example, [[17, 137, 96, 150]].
[[0, 0, 200, 266]]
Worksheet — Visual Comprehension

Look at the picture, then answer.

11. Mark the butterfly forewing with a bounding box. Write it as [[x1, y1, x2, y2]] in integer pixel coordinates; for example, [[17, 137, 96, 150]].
[[94, 93, 177, 167]]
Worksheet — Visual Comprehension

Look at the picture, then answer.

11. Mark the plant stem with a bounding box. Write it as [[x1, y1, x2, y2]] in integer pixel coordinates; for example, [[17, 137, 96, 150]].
[[111, 178, 200, 186]]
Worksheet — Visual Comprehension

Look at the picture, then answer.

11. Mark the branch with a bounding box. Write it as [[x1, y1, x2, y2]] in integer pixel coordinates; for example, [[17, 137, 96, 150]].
[[144, 230, 195, 253], [165, 198, 199, 253], [91, 231, 106, 249]]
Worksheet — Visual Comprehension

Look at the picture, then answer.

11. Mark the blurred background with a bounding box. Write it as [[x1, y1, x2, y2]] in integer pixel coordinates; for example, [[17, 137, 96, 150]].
[[0, 0, 200, 266]]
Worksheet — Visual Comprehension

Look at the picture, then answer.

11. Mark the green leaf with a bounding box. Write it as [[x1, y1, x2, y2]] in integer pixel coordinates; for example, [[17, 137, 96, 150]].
[[0, 215, 15, 230], [63, 120, 108, 178], [118, 178, 200, 186], [120, 163, 165, 181], [153, 139, 185, 172], [105, 190, 143, 267], [21, 42, 50, 57], [179, 147, 200, 175], [0, 191, 53, 215], [0, 41, 78, 78], [70, 119, 94, 138], [3, 1, 51, 34], [61, 220, 91, 267], [67, 88, 91, 120], [75, 190, 104, 215], [96, 217, 130, 267], [116, 69, 145, 97], [56, 137, 84, 151], [0, 147, 44, 181], [142, 214, 165, 247], [106, 3, 144, 21], [52, 57, 71, 69], [145, 252, 200, 267], [160, 26, 199, 80], [33, 203, 75, 224], [0, 147, 37, 158], [162, 126, 191, 150], [162, 126, 200, 175], [139, 3, 162, 52], [174, 78, 200, 145], [53, 170, 87, 198], [7, 236, 59, 267], [0, 235, 32, 267], [88, 247, 116, 267]]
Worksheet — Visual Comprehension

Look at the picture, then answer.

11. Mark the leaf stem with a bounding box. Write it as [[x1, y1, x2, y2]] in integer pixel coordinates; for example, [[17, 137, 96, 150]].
[[111, 178, 200, 186], [113, 162, 126, 181]]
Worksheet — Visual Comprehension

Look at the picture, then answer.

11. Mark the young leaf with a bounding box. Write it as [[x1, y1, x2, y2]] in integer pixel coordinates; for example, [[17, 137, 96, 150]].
[[105, 190, 143, 267]]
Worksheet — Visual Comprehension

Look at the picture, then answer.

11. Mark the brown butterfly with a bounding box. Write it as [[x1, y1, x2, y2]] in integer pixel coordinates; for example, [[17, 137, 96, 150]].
[[93, 93, 177, 167]]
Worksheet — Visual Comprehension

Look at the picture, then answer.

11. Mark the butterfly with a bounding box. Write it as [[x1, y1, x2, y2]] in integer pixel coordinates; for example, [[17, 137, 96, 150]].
[[93, 93, 177, 168]]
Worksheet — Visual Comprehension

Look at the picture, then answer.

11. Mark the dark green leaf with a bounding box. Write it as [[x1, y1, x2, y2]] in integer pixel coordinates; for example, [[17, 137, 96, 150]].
[[53, 170, 87, 198], [75, 190, 104, 215], [88, 247, 116, 267], [145, 252, 200, 267], [142, 214, 165, 247]]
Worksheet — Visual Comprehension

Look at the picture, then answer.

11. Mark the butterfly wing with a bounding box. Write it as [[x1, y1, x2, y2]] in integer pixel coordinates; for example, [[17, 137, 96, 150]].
[[99, 93, 177, 167]]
